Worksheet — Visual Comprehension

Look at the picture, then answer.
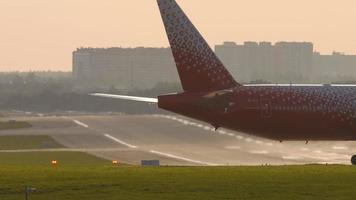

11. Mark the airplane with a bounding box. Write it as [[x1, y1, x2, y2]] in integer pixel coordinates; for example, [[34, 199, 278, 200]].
[[92, 0, 356, 165]]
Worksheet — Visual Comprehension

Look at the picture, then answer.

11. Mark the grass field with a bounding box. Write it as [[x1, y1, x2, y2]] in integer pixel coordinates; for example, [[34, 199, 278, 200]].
[[0, 135, 64, 150], [0, 154, 356, 200], [0, 120, 31, 130], [0, 136, 356, 200]]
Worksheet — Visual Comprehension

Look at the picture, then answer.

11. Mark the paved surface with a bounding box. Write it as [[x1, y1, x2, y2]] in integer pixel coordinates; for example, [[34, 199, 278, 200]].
[[1, 114, 356, 166]]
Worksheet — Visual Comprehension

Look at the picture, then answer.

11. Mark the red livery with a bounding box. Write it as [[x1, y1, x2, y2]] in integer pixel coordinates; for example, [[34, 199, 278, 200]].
[[92, 0, 356, 164]]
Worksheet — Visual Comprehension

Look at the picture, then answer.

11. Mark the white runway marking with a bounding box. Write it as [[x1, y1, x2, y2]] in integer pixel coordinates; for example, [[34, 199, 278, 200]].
[[282, 156, 302, 160], [282, 151, 351, 163], [332, 146, 348, 150], [236, 135, 244, 140], [73, 120, 89, 128], [154, 115, 276, 147], [104, 134, 138, 149], [245, 138, 253, 143], [225, 146, 241, 150], [0, 148, 135, 153], [255, 140, 263, 145], [250, 150, 269, 155], [150, 150, 217, 166], [314, 150, 323, 154]]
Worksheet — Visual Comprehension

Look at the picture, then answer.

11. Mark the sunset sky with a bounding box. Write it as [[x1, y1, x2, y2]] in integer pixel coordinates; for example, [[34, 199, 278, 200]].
[[0, 0, 356, 71]]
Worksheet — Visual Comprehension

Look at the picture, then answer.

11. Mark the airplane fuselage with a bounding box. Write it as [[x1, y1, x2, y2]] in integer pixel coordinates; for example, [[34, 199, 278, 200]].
[[158, 85, 356, 141], [93, 0, 356, 164]]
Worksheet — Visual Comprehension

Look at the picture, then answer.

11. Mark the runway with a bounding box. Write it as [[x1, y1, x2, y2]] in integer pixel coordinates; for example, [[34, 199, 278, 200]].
[[1, 114, 355, 165]]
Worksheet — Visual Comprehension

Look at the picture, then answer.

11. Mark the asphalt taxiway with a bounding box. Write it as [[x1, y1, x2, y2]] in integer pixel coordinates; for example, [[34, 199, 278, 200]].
[[1, 114, 355, 165]]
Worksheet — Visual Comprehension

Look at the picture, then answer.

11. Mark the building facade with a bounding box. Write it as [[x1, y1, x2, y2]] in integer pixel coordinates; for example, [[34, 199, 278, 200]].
[[313, 52, 356, 82], [215, 41, 314, 83], [73, 43, 356, 90], [73, 47, 179, 90], [216, 41, 356, 83]]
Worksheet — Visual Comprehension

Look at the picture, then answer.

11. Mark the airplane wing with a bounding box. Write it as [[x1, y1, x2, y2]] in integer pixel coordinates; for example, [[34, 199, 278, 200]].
[[90, 93, 158, 103]]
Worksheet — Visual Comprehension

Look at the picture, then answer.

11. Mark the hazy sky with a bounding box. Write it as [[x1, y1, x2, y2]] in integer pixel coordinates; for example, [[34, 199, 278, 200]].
[[1, 0, 356, 71]]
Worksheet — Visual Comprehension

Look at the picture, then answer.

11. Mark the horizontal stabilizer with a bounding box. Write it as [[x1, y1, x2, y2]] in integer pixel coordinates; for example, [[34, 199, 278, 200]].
[[90, 93, 158, 103]]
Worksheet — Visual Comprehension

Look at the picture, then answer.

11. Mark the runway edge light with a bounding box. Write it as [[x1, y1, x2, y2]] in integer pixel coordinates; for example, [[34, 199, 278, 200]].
[[51, 160, 58, 166]]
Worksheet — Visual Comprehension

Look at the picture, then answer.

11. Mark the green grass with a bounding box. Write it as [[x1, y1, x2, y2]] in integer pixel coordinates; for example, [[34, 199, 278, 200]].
[[0, 136, 356, 200], [0, 160, 356, 200], [0, 121, 32, 130], [0, 135, 64, 150]]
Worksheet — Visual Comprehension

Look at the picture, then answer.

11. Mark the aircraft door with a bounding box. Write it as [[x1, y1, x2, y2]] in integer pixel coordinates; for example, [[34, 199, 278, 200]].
[[260, 98, 272, 118]]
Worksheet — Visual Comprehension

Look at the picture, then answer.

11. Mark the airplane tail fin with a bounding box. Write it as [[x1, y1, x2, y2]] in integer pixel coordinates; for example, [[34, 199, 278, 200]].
[[157, 0, 240, 93]]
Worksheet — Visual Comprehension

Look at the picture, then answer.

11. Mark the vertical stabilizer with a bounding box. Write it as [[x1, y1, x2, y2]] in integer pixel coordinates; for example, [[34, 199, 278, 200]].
[[157, 0, 239, 92]]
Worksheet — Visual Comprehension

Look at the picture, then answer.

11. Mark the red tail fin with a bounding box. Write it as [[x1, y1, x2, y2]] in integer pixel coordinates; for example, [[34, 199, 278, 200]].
[[157, 0, 239, 92]]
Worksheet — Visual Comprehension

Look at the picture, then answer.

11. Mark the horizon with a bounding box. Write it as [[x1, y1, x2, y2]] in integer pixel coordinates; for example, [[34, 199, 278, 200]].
[[1, 0, 356, 71], [0, 41, 354, 73]]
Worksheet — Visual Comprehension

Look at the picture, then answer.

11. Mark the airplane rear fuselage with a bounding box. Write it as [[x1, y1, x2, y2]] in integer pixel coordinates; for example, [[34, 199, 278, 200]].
[[92, 0, 356, 164], [158, 85, 356, 141]]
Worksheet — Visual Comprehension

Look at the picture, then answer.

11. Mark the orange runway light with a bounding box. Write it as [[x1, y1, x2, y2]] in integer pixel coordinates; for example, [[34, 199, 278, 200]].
[[112, 160, 119, 165], [51, 160, 58, 165]]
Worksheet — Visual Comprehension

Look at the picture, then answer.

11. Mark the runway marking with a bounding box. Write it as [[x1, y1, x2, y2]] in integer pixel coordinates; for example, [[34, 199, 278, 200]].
[[0, 148, 135, 153], [154, 115, 276, 147], [218, 130, 227, 134], [225, 146, 241, 150], [282, 156, 302, 160], [284, 151, 351, 162], [236, 135, 244, 140], [249, 150, 269, 155], [104, 134, 138, 149], [332, 146, 348, 150], [255, 140, 263, 145], [73, 120, 89, 128], [149, 150, 218, 166]]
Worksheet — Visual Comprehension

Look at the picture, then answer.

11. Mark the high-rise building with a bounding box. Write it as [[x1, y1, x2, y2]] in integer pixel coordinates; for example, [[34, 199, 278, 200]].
[[313, 52, 356, 82], [73, 47, 179, 90], [216, 41, 314, 83], [73, 43, 356, 89]]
